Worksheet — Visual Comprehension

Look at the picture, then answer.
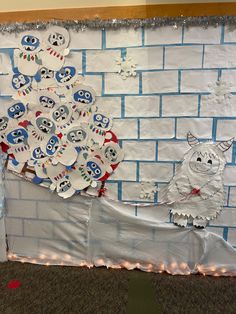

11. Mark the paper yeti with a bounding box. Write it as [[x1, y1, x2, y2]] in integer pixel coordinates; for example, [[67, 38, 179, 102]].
[[163, 132, 234, 228]]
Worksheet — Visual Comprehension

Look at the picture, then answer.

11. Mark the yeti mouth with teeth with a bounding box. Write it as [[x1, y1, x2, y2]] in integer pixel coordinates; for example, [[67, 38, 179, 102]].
[[8, 102, 26, 120], [21, 35, 40, 52], [0, 117, 9, 131], [36, 117, 56, 134], [7, 128, 28, 146]]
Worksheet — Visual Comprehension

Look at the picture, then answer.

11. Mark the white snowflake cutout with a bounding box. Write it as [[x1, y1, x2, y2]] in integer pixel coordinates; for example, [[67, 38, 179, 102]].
[[116, 56, 137, 80], [140, 182, 158, 200], [207, 79, 232, 105]]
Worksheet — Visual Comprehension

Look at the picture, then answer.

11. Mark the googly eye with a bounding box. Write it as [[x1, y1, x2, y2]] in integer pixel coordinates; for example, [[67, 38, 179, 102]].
[[58, 35, 63, 40], [95, 114, 102, 121], [17, 130, 22, 136], [19, 75, 25, 81], [15, 105, 20, 110], [59, 107, 65, 113], [31, 37, 36, 44], [76, 130, 82, 135], [103, 117, 108, 123], [0, 118, 3, 123], [41, 69, 46, 75], [47, 144, 52, 150], [47, 121, 53, 127], [12, 131, 17, 137], [13, 78, 19, 84], [197, 157, 201, 162], [95, 169, 100, 175], [25, 36, 30, 43], [91, 163, 96, 169], [59, 72, 64, 78], [49, 138, 55, 144], [42, 119, 48, 125], [78, 90, 84, 96], [35, 148, 41, 154], [48, 99, 53, 105], [54, 111, 60, 117], [9, 107, 15, 112], [85, 92, 90, 99], [65, 69, 70, 75]]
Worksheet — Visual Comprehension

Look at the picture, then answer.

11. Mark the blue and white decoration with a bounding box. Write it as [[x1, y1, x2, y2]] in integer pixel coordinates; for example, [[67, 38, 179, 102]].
[[1, 24, 236, 275]]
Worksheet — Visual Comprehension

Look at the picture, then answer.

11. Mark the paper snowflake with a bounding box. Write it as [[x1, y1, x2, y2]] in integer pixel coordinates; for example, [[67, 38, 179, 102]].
[[140, 182, 158, 200], [116, 56, 137, 80], [207, 79, 232, 105]]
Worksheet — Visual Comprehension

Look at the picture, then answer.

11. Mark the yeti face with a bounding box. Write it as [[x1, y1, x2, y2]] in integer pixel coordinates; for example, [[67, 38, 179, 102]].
[[39, 95, 56, 109], [93, 113, 111, 130], [0, 116, 9, 132], [6, 128, 28, 145], [32, 146, 47, 160], [189, 150, 220, 175], [21, 35, 40, 52], [57, 178, 72, 193], [73, 88, 95, 105], [44, 135, 60, 156], [67, 127, 87, 145], [86, 160, 103, 180], [103, 143, 123, 164], [35, 116, 56, 134], [48, 32, 66, 47], [55, 66, 76, 85], [8, 102, 26, 119], [12, 73, 31, 90], [51, 105, 70, 124]]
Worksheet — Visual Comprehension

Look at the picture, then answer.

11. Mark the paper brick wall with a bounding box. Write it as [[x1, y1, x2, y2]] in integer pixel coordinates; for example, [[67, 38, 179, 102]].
[[2, 25, 236, 252]]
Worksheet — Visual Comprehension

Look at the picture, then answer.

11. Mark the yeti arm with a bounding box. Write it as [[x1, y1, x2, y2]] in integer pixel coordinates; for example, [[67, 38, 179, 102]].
[[200, 178, 223, 200]]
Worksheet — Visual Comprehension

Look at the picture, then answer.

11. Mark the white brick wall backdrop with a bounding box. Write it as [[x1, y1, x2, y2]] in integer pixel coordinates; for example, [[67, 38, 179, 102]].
[[1, 25, 236, 261]]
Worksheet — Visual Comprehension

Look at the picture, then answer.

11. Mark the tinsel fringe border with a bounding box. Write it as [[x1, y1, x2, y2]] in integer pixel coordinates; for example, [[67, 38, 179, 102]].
[[1, 16, 236, 33]]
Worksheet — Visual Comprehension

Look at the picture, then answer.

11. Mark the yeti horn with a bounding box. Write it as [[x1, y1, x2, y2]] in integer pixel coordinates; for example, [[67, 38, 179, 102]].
[[217, 138, 234, 152], [187, 132, 199, 147]]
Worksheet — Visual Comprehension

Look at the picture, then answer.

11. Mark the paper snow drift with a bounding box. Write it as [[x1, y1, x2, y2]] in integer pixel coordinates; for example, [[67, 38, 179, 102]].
[[162, 132, 233, 228], [1, 26, 124, 199]]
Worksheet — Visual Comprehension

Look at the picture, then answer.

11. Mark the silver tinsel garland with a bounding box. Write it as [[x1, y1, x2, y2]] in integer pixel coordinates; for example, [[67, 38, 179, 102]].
[[0, 16, 236, 33]]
